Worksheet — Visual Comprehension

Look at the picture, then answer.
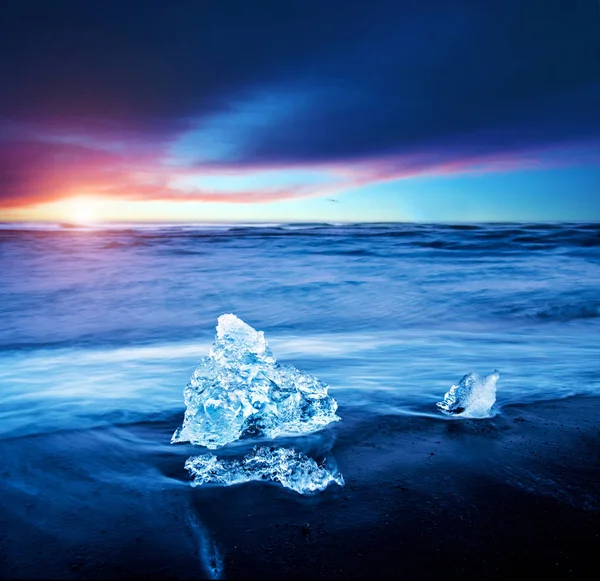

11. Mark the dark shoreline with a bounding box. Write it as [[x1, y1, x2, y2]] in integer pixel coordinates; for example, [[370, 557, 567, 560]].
[[197, 396, 600, 579], [1, 396, 599, 579]]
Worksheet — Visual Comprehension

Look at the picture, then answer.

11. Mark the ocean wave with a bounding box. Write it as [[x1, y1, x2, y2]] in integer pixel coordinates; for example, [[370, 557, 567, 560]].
[[2, 223, 599, 252], [535, 303, 600, 321]]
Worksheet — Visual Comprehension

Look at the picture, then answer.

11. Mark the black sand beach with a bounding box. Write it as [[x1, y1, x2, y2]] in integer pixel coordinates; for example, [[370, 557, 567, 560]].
[[1, 395, 599, 579]]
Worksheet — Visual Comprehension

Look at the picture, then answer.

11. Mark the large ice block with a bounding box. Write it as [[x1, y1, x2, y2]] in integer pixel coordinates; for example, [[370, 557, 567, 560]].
[[436, 370, 499, 418], [172, 314, 340, 448], [185, 446, 344, 494]]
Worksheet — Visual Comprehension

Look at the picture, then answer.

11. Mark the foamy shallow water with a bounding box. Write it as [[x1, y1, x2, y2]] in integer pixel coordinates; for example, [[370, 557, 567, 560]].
[[1, 222, 599, 438]]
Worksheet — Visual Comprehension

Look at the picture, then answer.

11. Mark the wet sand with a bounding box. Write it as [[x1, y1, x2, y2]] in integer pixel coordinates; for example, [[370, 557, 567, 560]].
[[1, 396, 599, 579], [198, 396, 600, 579]]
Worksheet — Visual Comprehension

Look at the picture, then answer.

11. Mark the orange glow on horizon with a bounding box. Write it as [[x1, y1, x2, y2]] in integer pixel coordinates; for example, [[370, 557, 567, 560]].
[[68, 197, 99, 225], [0, 196, 258, 224]]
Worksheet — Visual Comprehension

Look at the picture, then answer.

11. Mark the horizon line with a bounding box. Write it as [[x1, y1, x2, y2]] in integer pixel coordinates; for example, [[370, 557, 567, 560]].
[[1, 219, 599, 227]]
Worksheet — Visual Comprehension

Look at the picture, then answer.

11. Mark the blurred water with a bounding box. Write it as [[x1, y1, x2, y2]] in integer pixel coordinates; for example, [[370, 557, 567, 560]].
[[1, 222, 599, 578], [1, 222, 599, 439]]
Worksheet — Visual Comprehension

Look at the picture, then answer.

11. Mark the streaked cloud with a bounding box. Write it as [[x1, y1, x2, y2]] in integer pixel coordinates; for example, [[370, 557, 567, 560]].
[[0, 1, 599, 220]]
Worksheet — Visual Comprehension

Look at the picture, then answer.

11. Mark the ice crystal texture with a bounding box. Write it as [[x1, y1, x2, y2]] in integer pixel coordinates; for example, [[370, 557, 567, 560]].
[[185, 446, 344, 494], [436, 370, 500, 418], [172, 314, 340, 449]]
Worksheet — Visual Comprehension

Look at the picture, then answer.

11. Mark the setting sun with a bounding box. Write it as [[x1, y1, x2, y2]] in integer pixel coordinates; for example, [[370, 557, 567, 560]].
[[65, 197, 105, 225], [72, 204, 94, 224]]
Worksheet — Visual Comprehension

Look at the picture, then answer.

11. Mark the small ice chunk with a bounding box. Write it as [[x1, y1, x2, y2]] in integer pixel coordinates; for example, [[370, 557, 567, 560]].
[[436, 370, 499, 418], [172, 314, 340, 449], [185, 446, 344, 494]]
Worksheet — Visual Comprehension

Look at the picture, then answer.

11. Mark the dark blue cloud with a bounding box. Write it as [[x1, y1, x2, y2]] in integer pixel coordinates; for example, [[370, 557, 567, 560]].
[[1, 0, 599, 167], [0, 0, 379, 119]]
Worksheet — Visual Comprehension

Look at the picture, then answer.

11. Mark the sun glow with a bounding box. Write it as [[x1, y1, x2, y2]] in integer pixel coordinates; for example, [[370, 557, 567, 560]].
[[67, 197, 101, 225], [73, 206, 94, 225]]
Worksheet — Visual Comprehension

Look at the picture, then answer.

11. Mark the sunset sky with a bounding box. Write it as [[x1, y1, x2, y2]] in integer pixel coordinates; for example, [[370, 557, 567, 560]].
[[1, 1, 599, 223]]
